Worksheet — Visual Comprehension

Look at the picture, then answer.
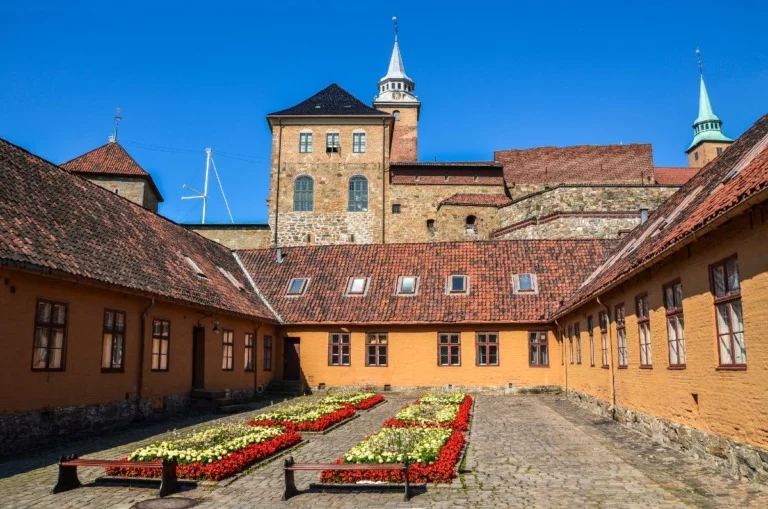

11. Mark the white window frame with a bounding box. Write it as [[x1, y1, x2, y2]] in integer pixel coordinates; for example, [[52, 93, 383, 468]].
[[447, 274, 469, 295], [345, 276, 370, 297], [286, 277, 309, 296]]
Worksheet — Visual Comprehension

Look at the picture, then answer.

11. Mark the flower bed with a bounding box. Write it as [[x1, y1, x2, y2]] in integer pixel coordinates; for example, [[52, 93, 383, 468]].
[[104, 424, 301, 481], [320, 427, 465, 484], [320, 391, 385, 410], [383, 393, 472, 431], [248, 401, 356, 432]]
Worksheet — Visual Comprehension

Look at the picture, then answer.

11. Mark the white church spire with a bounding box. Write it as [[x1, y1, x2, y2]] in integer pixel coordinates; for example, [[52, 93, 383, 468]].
[[374, 17, 418, 105]]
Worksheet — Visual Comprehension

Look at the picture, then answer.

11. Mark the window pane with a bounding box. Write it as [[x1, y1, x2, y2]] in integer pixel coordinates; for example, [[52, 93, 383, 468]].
[[489, 345, 498, 365], [350, 278, 366, 293], [731, 301, 746, 364], [289, 278, 305, 294], [49, 348, 62, 369], [104, 311, 114, 329], [478, 346, 487, 365], [32, 348, 47, 369], [160, 339, 169, 355], [674, 283, 683, 308], [37, 301, 52, 322], [530, 344, 538, 365], [716, 303, 729, 336], [52, 329, 64, 348], [35, 327, 49, 348], [712, 266, 726, 297], [541, 345, 548, 365], [452, 276, 465, 292], [519, 274, 532, 290], [102, 333, 113, 368], [665, 286, 674, 309], [53, 304, 66, 325], [400, 276, 415, 293]]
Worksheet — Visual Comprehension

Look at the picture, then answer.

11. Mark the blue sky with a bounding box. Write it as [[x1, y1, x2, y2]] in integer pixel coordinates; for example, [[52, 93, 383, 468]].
[[1, 1, 766, 224]]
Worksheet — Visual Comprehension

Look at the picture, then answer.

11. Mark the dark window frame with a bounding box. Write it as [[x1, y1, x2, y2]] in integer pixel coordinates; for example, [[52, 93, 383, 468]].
[[663, 279, 686, 369], [151, 318, 171, 372], [636, 293, 652, 368], [348, 175, 369, 212], [438, 332, 461, 366], [365, 332, 388, 367], [222, 329, 234, 371], [574, 322, 582, 365], [568, 324, 574, 364], [101, 309, 126, 373], [263, 335, 273, 371], [328, 332, 351, 366], [392, 203, 401, 214], [615, 303, 627, 368], [476, 332, 499, 366], [709, 255, 746, 369], [244, 332, 255, 372], [31, 299, 68, 372], [293, 175, 314, 211], [599, 311, 609, 368], [587, 315, 595, 367], [529, 330, 549, 367]]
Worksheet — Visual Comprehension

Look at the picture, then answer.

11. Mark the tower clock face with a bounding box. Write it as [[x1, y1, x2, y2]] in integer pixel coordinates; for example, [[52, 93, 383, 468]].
[[392, 91, 402, 100]]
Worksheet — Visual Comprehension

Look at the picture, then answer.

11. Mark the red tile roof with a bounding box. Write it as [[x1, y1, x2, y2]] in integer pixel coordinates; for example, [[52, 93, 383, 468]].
[[237, 239, 617, 325], [439, 193, 512, 208], [495, 144, 654, 185], [62, 142, 164, 201], [653, 166, 699, 185], [557, 114, 768, 318], [0, 137, 275, 322]]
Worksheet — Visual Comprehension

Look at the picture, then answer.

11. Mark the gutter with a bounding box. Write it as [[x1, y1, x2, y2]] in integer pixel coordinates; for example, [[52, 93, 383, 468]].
[[552, 187, 768, 321], [232, 252, 284, 324], [273, 120, 283, 246], [554, 319, 566, 397]]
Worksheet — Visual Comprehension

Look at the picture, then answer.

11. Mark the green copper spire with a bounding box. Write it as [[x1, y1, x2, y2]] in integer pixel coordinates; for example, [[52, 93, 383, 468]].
[[687, 49, 732, 151]]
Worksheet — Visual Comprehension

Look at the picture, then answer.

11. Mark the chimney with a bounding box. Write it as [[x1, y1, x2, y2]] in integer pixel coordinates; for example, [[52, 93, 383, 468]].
[[640, 208, 649, 224], [276, 248, 284, 264]]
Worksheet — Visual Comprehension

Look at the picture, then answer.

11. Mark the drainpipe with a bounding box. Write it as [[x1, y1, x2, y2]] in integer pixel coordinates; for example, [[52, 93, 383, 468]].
[[273, 120, 283, 247], [554, 319, 566, 397], [596, 296, 617, 418], [137, 298, 155, 409]]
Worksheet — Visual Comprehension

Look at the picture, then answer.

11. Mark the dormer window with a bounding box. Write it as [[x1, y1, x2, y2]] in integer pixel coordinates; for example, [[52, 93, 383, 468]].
[[448, 275, 468, 294], [286, 278, 308, 296], [346, 276, 370, 296], [513, 273, 538, 294], [397, 276, 418, 296], [183, 255, 207, 279], [326, 132, 340, 153]]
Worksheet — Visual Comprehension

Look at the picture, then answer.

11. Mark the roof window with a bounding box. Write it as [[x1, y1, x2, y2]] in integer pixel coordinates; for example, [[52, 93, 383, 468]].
[[513, 273, 538, 294], [346, 276, 370, 296], [218, 267, 245, 291], [286, 278, 308, 296], [183, 255, 207, 279], [396, 276, 418, 296], [448, 275, 469, 295]]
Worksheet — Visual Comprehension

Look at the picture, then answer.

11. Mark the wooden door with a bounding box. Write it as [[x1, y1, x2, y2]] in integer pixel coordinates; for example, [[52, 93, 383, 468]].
[[283, 337, 300, 380], [192, 326, 206, 389]]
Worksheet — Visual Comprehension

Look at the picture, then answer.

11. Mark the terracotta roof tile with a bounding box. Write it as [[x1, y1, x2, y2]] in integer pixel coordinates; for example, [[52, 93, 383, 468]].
[[495, 144, 654, 185], [62, 142, 164, 201], [237, 239, 617, 325], [439, 193, 512, 208], [557, 114, 768, 317], [0, 137, 274, 322], [391, 164, 505, 186], [653, 166, 699, 185]]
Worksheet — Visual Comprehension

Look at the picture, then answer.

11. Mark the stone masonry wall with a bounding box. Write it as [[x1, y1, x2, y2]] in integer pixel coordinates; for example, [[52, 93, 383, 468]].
[[387, 184, 502, 243], [377, 105, 418, 162], [186, 226, 272, 249], [85, 176, 153, 211], [495, 215, 641, 240], [497, 185, 678, 229], [268, 121, 390, 247]]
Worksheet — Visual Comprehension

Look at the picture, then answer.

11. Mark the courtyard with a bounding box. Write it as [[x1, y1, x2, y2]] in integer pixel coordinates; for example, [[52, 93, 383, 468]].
[[1, 393, 767, 508]]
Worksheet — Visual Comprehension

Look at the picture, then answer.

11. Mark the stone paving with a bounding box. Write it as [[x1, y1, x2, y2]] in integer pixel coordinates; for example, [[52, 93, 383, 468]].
[[1, 393, 767, 508]]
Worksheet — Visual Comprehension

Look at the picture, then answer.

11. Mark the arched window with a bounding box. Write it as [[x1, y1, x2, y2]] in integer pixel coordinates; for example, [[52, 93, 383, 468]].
[[348, 175, 368, 212], [294, 176, 314, 211], [466, 215, 477, 226], [393, 110, 401, 121]]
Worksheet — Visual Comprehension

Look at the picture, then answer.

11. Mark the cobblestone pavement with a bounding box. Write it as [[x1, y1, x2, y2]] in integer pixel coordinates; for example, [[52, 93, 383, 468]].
[[1, 393, 767, 508]]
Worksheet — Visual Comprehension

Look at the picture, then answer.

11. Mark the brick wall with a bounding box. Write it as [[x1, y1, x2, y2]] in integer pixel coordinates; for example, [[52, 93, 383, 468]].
[[377, 106, 418, 162], [688, 141, 732, 168]]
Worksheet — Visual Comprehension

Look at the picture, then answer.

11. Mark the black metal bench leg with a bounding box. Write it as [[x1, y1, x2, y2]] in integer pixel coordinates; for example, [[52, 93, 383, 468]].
[[282, 456, 299, 501], [51, 455, 81, 494], [403, 460, 411, 502], [159, 460, 180, 497]]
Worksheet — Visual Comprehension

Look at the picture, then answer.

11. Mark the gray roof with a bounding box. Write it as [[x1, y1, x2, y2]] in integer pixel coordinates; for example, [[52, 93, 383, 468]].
[[268, 84, 390, 117]]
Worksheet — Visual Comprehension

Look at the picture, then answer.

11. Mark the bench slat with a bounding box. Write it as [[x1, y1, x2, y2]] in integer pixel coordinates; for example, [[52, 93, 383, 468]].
[[62, 459, 163, 468], [289, 463, 405, 471]]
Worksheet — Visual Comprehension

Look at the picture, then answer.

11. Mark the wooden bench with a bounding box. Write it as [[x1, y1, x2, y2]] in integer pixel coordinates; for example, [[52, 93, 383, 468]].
[[282, 455, 412, 501], [51, 454, 179, 498]]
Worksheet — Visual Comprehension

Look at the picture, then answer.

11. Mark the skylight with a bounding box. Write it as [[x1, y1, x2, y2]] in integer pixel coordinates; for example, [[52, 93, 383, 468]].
[[449, 275, 468, 294], [347, 277, 368, 295], [183, 255, 207, 279], [397, 276, 417, 295], [286, 278, 308, 296], [218, 267, 245, 291]]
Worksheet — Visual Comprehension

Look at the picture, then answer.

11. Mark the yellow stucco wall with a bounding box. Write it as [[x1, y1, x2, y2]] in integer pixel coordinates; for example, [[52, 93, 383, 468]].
[[275, 324, 562, 388], [560, 207, 768, 449]]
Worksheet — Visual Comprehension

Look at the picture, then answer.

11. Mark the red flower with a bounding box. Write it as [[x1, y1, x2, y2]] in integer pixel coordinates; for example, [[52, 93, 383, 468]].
[[104, 430, 302, 482], [248, 405, 356, 432], [383, 395, 472, 432], [319, 430, 465, 484], [353, 394, 385, 410]]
